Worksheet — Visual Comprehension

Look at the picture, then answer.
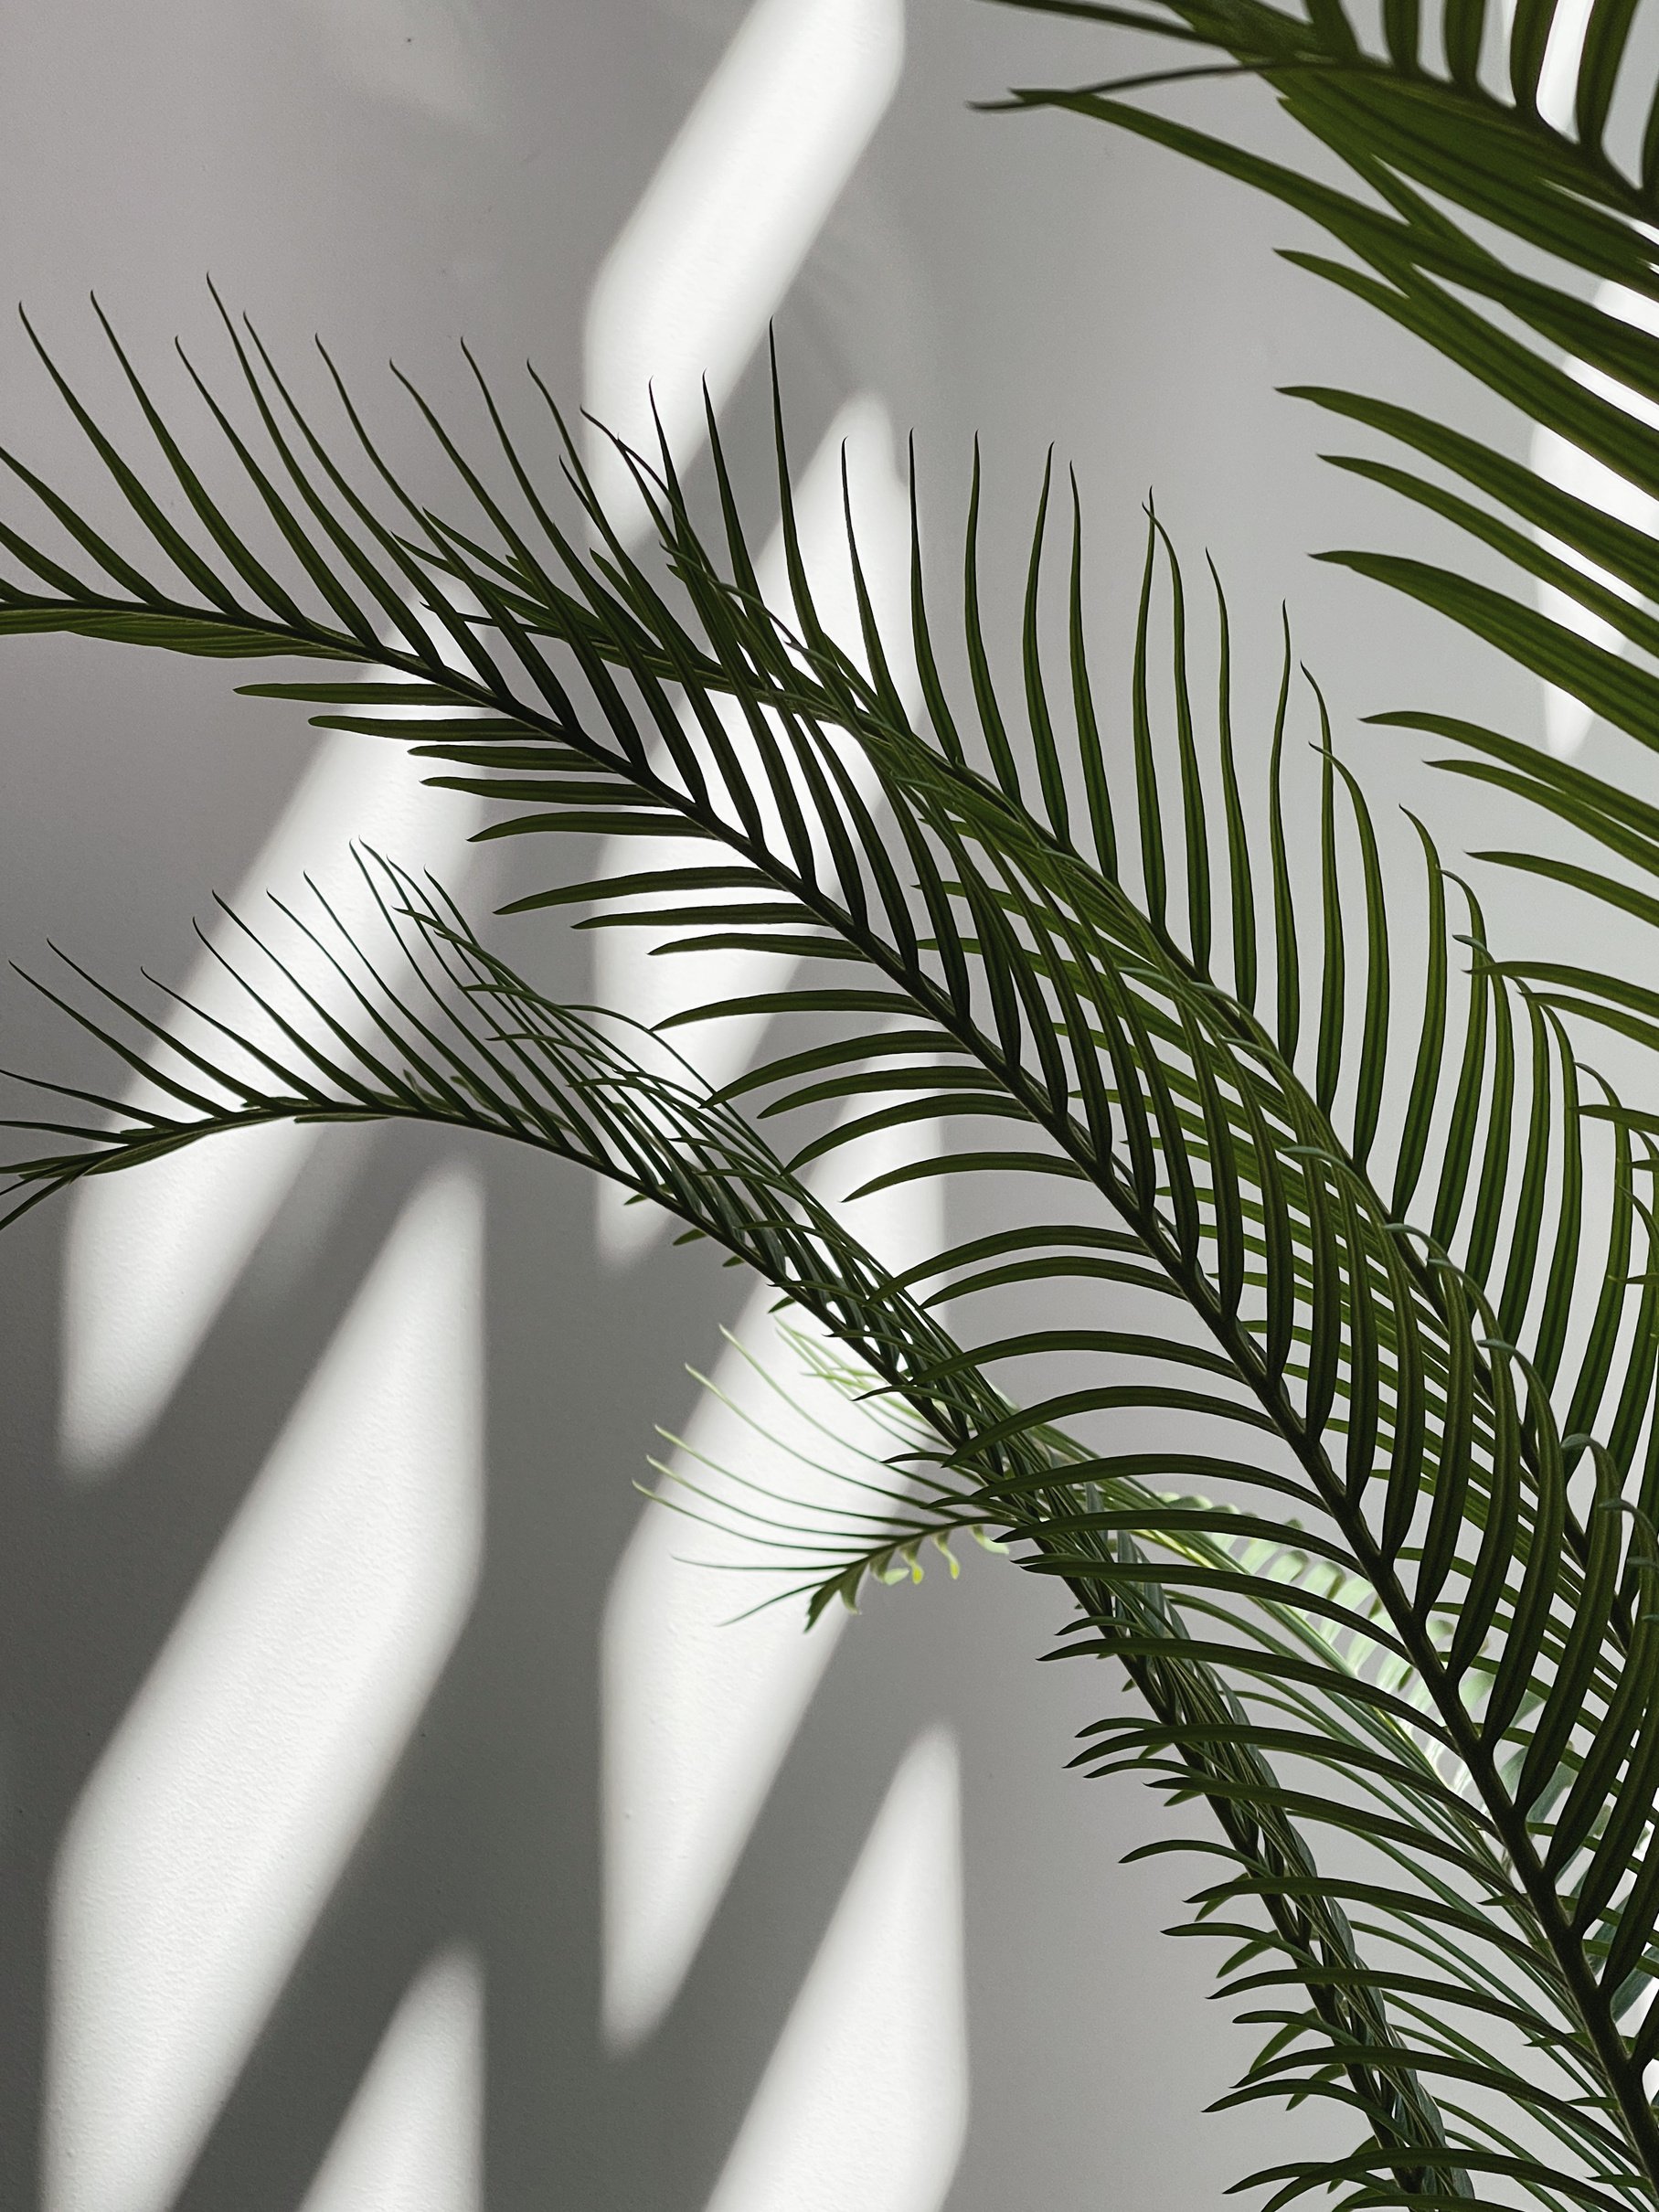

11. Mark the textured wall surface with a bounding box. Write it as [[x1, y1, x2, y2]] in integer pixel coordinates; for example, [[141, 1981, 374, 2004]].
[[0, 5, 1554, 2208]]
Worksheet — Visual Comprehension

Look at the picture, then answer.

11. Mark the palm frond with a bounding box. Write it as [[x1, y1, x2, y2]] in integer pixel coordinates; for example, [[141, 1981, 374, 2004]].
[[987, 0, 1659, 1005], [0, 856, 1477, 2200], [5, 309, 1659, 2200]]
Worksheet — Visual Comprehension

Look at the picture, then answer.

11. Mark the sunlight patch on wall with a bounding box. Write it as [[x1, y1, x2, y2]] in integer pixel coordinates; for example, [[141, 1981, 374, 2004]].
[[584, 0, 904, 529], [59, 722, 483, 1478], [601, 1111, 941, 2049], [703, 1727, 967, 2212], [1535, 0, 1595, 133], [299, 1948, 484, 2212], [46, 1165, 485, 2212], [1529, 278, 1659, 757], [595, 389, 915, 1264]]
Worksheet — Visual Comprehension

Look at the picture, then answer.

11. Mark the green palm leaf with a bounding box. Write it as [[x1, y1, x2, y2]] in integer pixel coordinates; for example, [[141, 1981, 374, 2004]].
[[2, 853, 1479, 2199], [986, 0, 1659, 1046], [4, 307, 1659, 2202]]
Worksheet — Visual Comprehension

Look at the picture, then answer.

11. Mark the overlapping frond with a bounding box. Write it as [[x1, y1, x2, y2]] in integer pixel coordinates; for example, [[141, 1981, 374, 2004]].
[[991, 0, 1659, 1103], [0, 856, 1480, 2201], [5, 306, 1659, 2200]]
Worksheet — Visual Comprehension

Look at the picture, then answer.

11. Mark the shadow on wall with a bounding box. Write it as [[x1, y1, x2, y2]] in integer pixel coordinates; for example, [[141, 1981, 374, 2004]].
[[0, 0, 1452, 2207], [16, 1084, 1265, 2212]]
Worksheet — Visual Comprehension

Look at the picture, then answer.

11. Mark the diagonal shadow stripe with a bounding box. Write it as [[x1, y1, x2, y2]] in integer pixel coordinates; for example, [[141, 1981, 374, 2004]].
[[592, 386, 919, 1264], [163, 1670, 495, 2212], [46, 1165, 485, 2212], [60, 655, 486, 1479], [1529, 274, 1659, 760], [584, 0, 905, 532]]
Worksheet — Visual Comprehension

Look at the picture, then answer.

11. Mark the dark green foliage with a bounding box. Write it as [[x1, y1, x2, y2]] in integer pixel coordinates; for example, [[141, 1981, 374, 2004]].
[[1, 236, 1659, 2208], [992, 0, 1659, 1126]]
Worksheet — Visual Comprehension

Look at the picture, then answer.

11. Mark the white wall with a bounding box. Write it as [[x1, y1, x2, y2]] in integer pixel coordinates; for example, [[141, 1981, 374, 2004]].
[[0, 4, 1556, 2208]]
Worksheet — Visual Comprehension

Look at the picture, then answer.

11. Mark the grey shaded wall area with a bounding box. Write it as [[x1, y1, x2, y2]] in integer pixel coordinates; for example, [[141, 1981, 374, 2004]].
[[0, 4, 1562, 2208]]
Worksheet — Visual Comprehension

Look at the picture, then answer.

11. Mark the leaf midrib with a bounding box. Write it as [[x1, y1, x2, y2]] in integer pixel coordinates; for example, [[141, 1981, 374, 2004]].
[[20, 563, 1633, 2187]]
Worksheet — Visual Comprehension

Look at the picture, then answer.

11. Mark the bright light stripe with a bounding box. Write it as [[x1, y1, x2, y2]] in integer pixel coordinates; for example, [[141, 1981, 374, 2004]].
[[59, 728, 484, 1477], [601, 1107, 941, 2049], [595, 389, 914, 1264], [1536, 0, 1595, 134], [46, 1164, 485, 2212], [584, 0, 904, 528], [299, 1948, 484, 2212], [703, 1728, 967, 2212], [1528, 280, 1659, 757]]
